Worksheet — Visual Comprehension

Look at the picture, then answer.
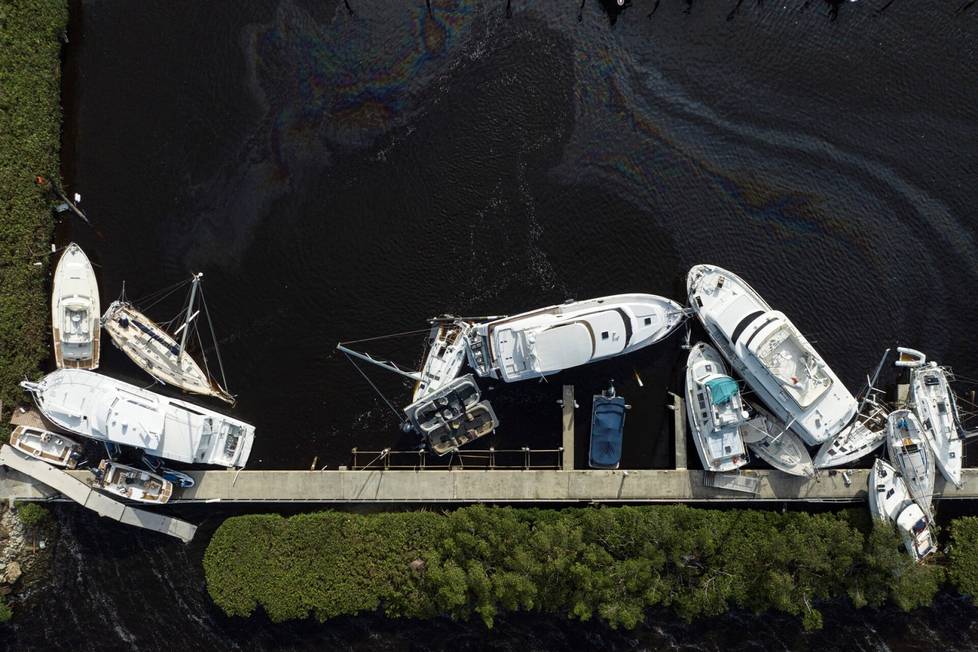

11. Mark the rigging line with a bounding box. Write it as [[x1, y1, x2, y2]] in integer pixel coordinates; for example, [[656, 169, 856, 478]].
[[138, 278, 191, 310], [339, 328, 434, 346], [199, 285, 229, 392], [195, 322, 212, 384], [342, 352, 404, 421]]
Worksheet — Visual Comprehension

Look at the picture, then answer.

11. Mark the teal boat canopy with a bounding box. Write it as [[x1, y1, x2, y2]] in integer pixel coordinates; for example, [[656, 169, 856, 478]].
[[705, 377, 739, 405]]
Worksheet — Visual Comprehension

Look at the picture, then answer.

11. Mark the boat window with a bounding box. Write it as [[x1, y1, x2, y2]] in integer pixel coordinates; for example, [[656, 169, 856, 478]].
[[644, 317, 652, 326], [601, 331, 609, 340], [169, 402, 205, 416], [886, 488, 895, 498], [730, 310, 765, 345]]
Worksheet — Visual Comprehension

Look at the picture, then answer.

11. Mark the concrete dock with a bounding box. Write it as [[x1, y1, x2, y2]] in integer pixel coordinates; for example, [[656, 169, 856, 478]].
[[562, 385, 575, 470], [0, 445, 197, 542]]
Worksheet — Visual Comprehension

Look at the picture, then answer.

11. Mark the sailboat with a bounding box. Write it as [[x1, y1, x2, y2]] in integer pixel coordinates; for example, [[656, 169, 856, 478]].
[[52, 243, 100, 369], [466, 294, 685, 383], [868, 458, 936, 562], [102, 273, 234, 404], [886, 409, 936, 509], [741, 402, 815, 477], [814, 400, 889, 468], [911, 362, 963, 488], [687, 264, 857, 445], [684, 342, 750, 472]]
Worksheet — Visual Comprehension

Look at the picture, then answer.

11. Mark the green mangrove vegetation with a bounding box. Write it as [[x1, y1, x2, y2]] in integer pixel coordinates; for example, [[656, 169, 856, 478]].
[[204, 505, 953, 631], [0, 0, 68, 442]]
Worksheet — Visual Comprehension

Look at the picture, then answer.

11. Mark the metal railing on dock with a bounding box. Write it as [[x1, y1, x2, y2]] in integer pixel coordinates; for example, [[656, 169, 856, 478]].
[[350, 447, 565, 471]]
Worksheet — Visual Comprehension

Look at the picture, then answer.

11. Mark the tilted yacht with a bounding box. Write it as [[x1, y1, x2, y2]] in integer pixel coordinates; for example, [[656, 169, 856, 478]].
[[814, 399, 888, 469], [687, 264, 857, 445], [868, 458, 936, 562], [741, 402, 815, 477], [684, 342, 749, 472], [20, 369, 255, 468], [403, 375, 498, 455], [52, 243, 100, 370], [911, 362, 963, 488], [886, 409, 936, 508], [466, 294, 684, 383]]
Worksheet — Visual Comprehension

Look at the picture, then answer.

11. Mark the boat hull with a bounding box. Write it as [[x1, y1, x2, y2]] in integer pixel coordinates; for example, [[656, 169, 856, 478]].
[[21, 369, 255, 468], [911, 363, 962, 488], [687, 264, 857, 445], [814, 404, 888, 469], [93, 459, 173, 504], [886, 409, 936, 506], [102, 301, 233, 404], [52, 243, 100, 370], [742, 403, 815, 477], [685, 342, 749, 473], [10, 426, 82, 469]]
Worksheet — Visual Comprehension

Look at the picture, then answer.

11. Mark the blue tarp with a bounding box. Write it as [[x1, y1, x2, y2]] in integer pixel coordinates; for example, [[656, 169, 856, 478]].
[[706, 376, 739, 405], [589, 396, 626, 469]]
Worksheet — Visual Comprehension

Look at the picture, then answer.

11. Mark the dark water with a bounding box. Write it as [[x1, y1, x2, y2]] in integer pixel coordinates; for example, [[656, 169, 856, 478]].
[[8, 0, 978, 648]]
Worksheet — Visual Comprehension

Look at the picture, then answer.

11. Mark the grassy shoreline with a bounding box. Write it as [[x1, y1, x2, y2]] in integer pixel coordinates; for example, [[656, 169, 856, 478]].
[[204, 505, 978, 631], [0, 0, 68, 442]]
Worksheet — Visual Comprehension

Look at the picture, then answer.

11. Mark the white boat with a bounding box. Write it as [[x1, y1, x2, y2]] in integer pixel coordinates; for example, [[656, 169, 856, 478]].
[[52, 243, 100, 370], [20, 369, 255, 468], [886, 409, 935, 507], [741, 403, 815, 477], [687, 264, 857, 446], [466, 294, 685, 383], [684, 342, 749, 472], [911, 362, 963, 488], [91, 459, 173, 504], [403, 375, 498, 455], [868, 458, 936, 562], [413, 319, 473, 401], [814, 399, 889, 469], [102, 274, 234, 404], [9, 426, 83, 469]]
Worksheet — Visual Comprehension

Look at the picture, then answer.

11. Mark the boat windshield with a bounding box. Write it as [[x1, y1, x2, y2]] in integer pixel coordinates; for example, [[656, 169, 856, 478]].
[[705, 377, 739, 405]]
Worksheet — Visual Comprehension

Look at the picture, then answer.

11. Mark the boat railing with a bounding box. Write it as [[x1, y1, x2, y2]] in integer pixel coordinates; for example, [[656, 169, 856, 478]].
[[350, 446, 565, 471]]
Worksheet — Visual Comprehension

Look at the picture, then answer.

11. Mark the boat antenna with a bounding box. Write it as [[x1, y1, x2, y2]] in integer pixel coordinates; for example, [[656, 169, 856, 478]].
[[178, 273, 202, 358]]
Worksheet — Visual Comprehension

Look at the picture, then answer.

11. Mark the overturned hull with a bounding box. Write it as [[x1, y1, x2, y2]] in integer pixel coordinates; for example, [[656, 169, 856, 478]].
[[404, 374, 499, 456]]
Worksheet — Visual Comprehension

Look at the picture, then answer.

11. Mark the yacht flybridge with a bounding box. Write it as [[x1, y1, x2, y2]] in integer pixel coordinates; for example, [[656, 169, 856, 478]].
[[687, 264, 857, 445], [466, 294, 685, 383], [102, 273, 234, 404], [20, 369, 254, 468], [52, 243, 100, 370]]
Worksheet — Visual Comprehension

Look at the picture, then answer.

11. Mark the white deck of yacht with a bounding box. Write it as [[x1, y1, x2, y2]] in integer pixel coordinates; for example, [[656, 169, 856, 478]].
[[0, 445, 196, 542]]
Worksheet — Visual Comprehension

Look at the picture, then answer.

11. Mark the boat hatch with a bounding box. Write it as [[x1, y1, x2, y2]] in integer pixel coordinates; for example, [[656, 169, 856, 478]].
[[531, 323, 594, 373]]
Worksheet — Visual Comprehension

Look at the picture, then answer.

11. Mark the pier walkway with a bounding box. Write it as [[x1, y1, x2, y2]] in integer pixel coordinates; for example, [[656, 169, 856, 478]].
[[0, 446, 197, 542]]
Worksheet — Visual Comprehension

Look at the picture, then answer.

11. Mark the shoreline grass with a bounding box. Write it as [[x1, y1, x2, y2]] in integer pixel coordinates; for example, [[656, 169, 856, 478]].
[[0, 0, 69, 443]]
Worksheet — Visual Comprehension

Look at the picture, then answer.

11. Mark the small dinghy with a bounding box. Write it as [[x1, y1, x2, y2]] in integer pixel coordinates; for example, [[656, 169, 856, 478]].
[[814, 399, 889, 469], [91, 459, 173, 504], [403, 375, 499, 456], [868, 458, 936, 562], [911, 362, 963, 488], [685, 342, 749, 472], [52, 242, 100, 370], [9, 426, 83, 469], [588, 383, 628, 470], [741, 403, 815, 477], [886, 409, 936, 507], [142, 455, 195, 489]]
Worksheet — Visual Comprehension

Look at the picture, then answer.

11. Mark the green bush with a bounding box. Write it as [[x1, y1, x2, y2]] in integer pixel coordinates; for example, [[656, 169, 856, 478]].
[[0, 1, 67, 419], [949, 516, 978, 604], [204, 505, 943, 631], [0, 597, 11, 623], [16, 503, 50, 528]]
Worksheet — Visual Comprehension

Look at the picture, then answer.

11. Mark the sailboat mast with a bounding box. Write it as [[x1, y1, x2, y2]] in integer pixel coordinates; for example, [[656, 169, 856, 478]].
[[336, 343, 423, 381], [179, 273, 202, 358]]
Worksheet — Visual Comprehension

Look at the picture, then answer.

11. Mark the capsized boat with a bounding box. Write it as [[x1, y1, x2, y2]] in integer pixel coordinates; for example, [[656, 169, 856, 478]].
[[102, 273, 234, 404], [588, 383, 628, 470], [685, 342, 749, 472], [687, 264, 858, 446], [814, 399, 889, 469], [867, 458, 936, 562], [9, 426, 83, 469], [741, 403, 815, 477], [886, 409, 936, 507], [52, 243, 100, 370], [20, 369, 255, 468], [466, 294, 685, 383], [403, 374, 499, 455], [413, 319, 473, 401], [91, 459, 173, 504], [911, 362, 963, 488]]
